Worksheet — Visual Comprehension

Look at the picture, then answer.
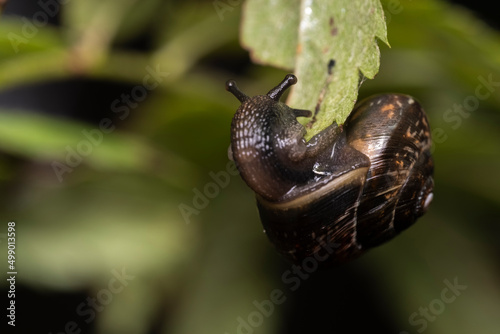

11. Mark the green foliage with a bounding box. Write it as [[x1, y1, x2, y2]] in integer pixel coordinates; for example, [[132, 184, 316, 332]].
[[243, 0, 388, 138], [0, 0, 499, 333]]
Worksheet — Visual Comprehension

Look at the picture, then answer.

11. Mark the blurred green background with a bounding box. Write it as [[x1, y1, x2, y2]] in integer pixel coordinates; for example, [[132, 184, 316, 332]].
[[0, 0, 499, 333]]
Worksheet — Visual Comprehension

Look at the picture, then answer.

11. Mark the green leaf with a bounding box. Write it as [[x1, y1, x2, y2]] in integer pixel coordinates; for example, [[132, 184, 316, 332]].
[[241, 0, 300, 70], [0, 18, 70, 89], [0, 109, 197, 188], [241, 0, 388, 139], [0, 18, 65, 58], [63, 0, 142, 68], [0, 48, 71, 90], [16, 184, 196, 287]]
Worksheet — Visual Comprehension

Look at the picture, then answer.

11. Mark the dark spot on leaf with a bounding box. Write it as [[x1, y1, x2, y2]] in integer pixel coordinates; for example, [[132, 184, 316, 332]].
[[328, 59, 336, 74], [329, 16, 337, 36]]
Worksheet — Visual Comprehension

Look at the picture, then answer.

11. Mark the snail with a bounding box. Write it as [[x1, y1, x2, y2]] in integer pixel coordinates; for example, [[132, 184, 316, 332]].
[[226, 74, 434, 267]]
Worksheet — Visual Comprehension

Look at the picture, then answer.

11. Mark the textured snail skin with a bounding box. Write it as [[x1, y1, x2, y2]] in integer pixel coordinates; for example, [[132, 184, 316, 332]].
[[227, 74, 434, 266]]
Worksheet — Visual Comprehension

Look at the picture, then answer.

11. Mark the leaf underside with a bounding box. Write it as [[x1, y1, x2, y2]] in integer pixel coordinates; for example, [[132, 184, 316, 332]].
[[242, 0, 388, 140]]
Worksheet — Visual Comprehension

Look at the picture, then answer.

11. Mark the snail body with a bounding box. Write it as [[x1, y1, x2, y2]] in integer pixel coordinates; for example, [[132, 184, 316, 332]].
[[227, 74, 434, 266]]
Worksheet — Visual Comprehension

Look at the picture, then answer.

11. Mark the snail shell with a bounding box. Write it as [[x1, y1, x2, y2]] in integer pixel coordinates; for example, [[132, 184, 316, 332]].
[[227, 74, 434, 266]]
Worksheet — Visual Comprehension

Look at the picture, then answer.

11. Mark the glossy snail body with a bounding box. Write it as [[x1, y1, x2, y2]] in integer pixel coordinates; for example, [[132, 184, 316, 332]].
[[227, 74, 433, 266]]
